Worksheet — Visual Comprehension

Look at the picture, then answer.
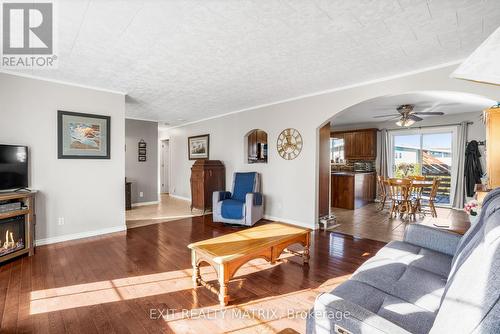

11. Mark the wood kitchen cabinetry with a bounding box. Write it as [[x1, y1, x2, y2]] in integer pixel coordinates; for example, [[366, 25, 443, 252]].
[[331, 172, 376, 210], [331, 128, 377, 160]]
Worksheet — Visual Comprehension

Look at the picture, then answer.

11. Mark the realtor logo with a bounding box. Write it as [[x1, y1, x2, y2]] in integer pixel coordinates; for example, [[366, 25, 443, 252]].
[[1, 1, 57, 68]]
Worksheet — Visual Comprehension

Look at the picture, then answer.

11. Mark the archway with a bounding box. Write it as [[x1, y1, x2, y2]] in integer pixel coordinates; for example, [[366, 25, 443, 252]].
[[317, 91, 495, 230]]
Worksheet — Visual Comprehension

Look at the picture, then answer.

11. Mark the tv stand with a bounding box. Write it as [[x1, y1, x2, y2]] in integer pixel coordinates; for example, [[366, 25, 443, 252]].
[[14, 187, 31, 193], [0, 191, 37, 264]]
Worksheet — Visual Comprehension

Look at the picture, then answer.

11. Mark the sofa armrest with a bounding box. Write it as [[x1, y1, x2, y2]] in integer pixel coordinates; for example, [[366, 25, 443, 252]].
[[245, 192, 263, 206], [307, 293, 411, 334], [403, 224, 461, 256]]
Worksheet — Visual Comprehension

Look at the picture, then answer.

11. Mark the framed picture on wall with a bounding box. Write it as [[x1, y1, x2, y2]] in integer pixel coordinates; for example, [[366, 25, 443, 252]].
[[188, 134, 210, 160], [58, 110, 111, 159]]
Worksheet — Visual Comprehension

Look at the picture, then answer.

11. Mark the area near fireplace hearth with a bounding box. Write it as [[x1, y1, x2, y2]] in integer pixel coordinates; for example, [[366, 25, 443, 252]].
[[0, 191, 36, 263]]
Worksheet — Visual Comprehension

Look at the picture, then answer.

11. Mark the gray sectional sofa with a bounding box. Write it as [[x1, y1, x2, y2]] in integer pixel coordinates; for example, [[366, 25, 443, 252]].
[[307, 188, 500, 334]]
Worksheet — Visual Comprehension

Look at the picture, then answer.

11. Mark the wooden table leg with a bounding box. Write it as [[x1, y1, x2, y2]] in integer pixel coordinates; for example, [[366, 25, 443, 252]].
[[303, 233, 311, 264], [218, 263, 229, 306], [191, 250, 201, 287]]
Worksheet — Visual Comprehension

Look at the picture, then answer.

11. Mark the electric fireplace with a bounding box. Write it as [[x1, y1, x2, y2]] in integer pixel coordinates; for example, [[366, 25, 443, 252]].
[[0, 191, 36, 264], [0, 216, 26, 257]]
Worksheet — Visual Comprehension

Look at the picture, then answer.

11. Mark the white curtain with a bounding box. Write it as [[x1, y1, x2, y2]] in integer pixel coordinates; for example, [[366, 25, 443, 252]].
[[452, 122, 468, 208], [379, 129, 390, 177]]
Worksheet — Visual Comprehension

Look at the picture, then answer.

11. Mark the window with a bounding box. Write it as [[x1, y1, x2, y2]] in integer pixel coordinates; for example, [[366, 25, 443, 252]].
[[330, 137, 345, 163], [390, 128, 456, 206]]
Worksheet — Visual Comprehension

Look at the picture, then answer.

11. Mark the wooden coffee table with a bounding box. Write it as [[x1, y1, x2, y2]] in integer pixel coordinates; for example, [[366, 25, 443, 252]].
[[188, 222, 311, 306]]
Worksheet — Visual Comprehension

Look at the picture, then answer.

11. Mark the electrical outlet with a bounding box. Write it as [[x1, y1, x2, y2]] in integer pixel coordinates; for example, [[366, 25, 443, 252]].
[[139, 192, 144, 198], [57, 217, 65, 226]]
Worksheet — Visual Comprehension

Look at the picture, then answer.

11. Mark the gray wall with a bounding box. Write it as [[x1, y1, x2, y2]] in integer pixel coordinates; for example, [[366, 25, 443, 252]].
[[125, 119, 158, 204], [0, 72, 126, 244]]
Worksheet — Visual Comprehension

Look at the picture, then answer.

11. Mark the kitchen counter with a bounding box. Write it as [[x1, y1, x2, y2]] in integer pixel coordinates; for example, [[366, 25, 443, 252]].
[[331, 171, 375, 175], [331, 171, 376, 210]]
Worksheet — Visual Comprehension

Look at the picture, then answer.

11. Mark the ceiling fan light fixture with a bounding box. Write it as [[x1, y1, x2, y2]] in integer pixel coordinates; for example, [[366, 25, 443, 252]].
[[396, 118, 415, 127]]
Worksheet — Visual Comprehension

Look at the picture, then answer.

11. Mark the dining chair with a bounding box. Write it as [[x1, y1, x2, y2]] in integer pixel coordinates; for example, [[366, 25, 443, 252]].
[[419, 178, 441, 217], [377, 175, 388, 210], [387, 178, 412, 219], [408, 177, 425, 219]]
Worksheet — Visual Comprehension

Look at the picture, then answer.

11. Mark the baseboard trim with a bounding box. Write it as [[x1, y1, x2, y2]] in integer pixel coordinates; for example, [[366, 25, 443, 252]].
[[263, 215, 317, 229], [169, 194, 191, 202], [35, 225, 127, 246], [131, 200, 159, 207]]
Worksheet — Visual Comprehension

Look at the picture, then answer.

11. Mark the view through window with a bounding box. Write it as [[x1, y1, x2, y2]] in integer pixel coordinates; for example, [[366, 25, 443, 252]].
[[392, 132, 452, 204]]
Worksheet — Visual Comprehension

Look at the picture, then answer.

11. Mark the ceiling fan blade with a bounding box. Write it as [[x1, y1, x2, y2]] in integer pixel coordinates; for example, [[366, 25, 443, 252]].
[[413, 111, 445, 115], [409, 115, 423, 121], [373, 114, 400, 118]]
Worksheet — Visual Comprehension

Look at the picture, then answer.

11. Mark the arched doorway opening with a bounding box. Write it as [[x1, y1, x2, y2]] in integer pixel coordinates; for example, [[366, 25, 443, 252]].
[[317, 91, 495, 240]]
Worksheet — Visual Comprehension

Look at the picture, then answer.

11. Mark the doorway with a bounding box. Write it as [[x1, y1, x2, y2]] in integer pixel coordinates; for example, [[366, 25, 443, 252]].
[[160, 139, 169, 194]]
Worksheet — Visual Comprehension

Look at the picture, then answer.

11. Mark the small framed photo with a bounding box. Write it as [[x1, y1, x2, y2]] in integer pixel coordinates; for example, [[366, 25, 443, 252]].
[[138, 148, 146, 155], [188, 134, 209, 160], [138, 156, 146, 162], [58, 110, 110, 159]]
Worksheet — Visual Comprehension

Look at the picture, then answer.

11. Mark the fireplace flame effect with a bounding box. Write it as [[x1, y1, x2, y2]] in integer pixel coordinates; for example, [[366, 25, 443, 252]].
[[3, 230, 15, 248], [0, 229, 24, 256]]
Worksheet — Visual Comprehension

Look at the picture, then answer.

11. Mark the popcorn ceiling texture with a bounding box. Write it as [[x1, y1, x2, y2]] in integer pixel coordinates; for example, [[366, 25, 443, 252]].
[[12, 0, 500, 126]]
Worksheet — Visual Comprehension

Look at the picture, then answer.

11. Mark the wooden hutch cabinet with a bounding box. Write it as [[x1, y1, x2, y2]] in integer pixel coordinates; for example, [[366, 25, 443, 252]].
[[190, 160, 225, 212]]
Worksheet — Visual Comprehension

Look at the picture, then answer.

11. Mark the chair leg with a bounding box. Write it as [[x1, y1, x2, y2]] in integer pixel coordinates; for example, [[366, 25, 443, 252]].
[[379, 196, 386, 211], [389, 200, 396, 218], [430, 201, 437, 217]]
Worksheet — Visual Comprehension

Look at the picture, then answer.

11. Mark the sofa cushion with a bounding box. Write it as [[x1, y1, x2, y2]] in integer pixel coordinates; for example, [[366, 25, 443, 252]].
[[375, 241, 453, 277], [430, 193, 500, 334], [351, 256, 447, 313], [331, 280, 436, 334]]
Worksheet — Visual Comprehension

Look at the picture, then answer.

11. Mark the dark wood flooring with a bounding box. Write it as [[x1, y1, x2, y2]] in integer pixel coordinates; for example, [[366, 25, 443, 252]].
[[0, 216, 385, 334]]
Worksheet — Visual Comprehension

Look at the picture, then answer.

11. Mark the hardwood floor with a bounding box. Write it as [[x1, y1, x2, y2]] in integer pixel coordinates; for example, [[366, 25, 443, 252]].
[[331, 203, 470, 243], [0, 216, 385, 334], [126, 194, 201, 229]]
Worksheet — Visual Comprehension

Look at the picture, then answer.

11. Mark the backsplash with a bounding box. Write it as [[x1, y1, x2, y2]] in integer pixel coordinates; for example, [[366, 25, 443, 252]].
[[331, 160, 375, 172]]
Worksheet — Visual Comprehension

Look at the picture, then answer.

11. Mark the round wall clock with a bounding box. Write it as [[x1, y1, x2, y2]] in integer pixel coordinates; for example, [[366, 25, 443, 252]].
[[277, 128, 303, 160]]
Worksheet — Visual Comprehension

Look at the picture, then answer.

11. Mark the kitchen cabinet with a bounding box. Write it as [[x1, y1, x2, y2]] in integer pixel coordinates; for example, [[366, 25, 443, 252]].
[[331, 128, 377, 160], [331, 172, 376, 210]]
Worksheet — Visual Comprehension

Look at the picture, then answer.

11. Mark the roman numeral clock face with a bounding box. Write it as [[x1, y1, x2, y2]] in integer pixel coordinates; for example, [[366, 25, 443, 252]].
[[277, 128, 303, 160]]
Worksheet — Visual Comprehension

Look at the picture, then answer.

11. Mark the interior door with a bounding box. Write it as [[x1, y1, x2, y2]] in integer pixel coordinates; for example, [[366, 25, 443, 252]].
[[160, 140, 169, 193]]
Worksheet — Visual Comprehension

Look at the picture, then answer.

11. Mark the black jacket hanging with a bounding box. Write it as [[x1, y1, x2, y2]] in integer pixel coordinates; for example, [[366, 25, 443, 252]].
[[465, 140, 483, 197]]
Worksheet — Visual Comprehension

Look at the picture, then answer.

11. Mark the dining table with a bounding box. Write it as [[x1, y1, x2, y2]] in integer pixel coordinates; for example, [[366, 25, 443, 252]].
[[384, 178, 435, 219]]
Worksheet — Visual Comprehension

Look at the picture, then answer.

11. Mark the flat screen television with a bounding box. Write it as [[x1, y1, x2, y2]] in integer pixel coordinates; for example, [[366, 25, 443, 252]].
[[0, 144, 29, 191]]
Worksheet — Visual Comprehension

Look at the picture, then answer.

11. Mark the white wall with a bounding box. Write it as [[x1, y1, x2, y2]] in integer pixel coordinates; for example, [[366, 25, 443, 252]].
[[166, 64, 500, 228], [0, 73, 126, 244]]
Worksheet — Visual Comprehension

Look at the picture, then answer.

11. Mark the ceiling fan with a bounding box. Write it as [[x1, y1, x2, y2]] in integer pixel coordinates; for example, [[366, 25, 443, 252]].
[[373, 104, 445, 127]]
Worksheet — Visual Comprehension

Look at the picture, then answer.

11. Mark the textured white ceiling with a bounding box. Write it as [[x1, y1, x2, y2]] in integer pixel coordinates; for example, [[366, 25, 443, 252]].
[[7, 0, 500, 127], [331, 90, 496, 126]]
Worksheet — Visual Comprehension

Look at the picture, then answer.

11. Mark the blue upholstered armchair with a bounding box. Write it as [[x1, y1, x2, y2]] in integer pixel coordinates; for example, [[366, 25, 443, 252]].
[[212, 172, 264, 226]]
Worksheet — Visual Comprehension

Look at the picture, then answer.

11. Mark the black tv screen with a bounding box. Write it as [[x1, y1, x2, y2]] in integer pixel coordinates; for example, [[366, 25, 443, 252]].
[[0, 145, 28, 191]]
